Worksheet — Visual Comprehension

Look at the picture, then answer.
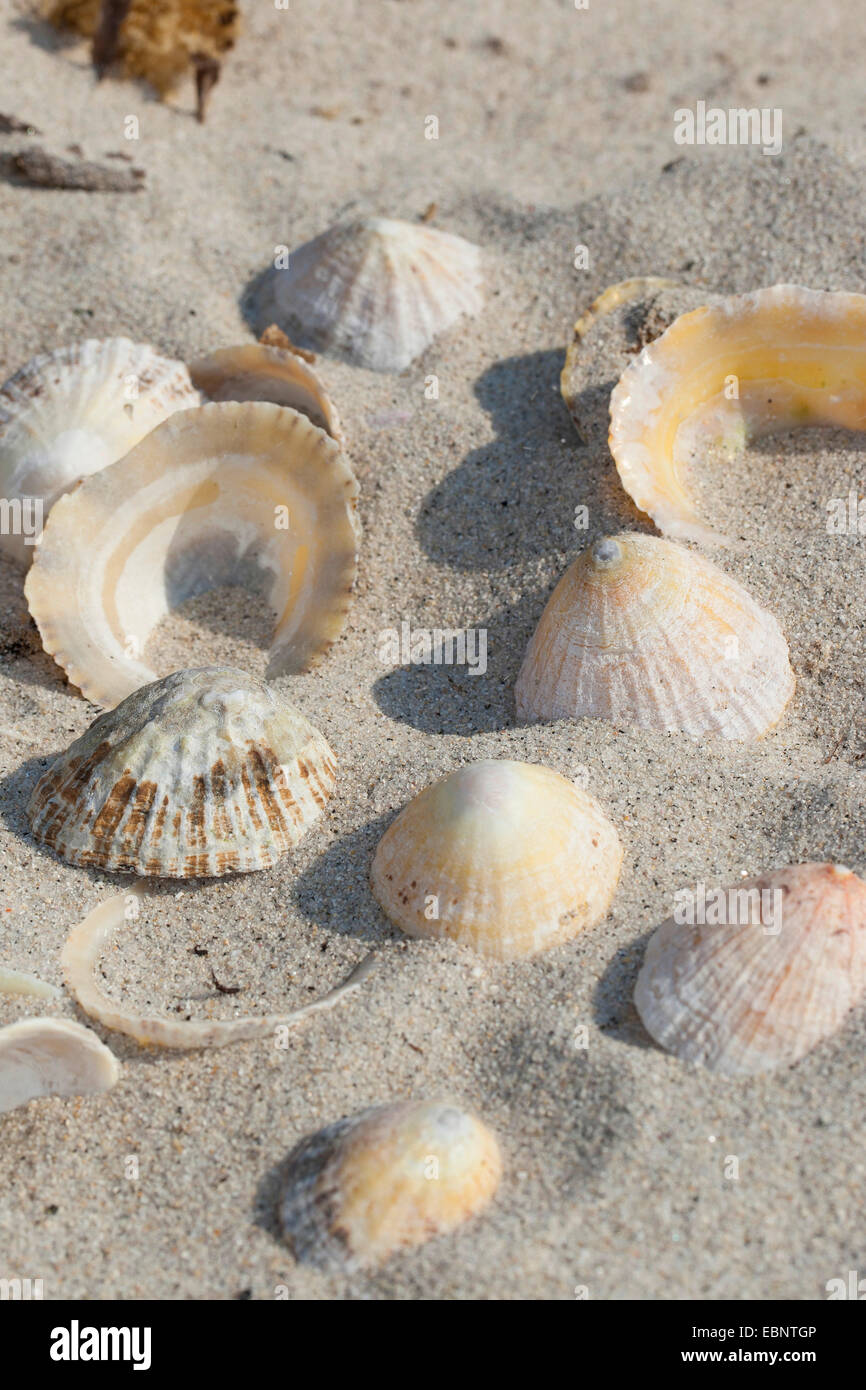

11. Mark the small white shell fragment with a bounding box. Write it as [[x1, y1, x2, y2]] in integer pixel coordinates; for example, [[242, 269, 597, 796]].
[[371, 758, 623, 959], [607, 284, 866, 545], [515, 533, 794, 740], [189, 343, 343, 444], [24, 401, 360, 709], [280, 1099, 502, 1271], [0, 966, 61, 1000], [634, 863, 866, 1074], [0, 1017, 120, 1114], [28, 666, 337, 877], [263, 217, 484, 371], [0, 338, 200, 566], [61, 889, 377, 1049]]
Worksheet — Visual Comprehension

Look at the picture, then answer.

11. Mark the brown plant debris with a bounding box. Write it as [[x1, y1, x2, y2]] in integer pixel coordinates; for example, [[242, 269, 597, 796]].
[[0, 113, 43, 135], [259, 324, 317, 363], [5, 146, 144, 191]]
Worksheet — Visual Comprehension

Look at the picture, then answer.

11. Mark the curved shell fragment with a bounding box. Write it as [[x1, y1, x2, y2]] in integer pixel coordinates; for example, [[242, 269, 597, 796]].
[[0, 1017, 120, 1114], [0, 966, 61, 1000], [189, 343, 343, 444]]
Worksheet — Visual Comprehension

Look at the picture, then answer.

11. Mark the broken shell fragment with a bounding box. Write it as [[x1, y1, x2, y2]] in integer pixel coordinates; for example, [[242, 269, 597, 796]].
[[634, 863, 866, 1074], [28, 666, 336, 877], [189, 344, 343, 443], [608, 284, 866, 545], [0, 1017, 119, 1115], [24, 401, 360, 709], [280, 1100, 502, 1272], [371, 759, 623, 959], [0, 338, 200, 565], [0, 966, 61, 1000], [61, 890, 376, 1049], [263, 217, 483, 371], [515, 533, 794, 740]]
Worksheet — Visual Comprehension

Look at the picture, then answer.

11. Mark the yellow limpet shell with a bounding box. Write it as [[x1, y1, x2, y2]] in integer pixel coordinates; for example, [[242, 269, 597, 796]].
[[371, 759, 623, 960], [0, 1017, 119, 1115], [608, 283, 866, 545], [189, 343, 343, 445], [24, 401, 360, 709], [280, 1100, 502, 1272], [515, 533, 794, 740], [635, 863, 866, 1074]]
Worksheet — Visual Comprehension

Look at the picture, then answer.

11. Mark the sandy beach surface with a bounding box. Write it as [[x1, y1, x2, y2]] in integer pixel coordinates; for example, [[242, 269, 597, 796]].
[[1, 0, 864, 1299]]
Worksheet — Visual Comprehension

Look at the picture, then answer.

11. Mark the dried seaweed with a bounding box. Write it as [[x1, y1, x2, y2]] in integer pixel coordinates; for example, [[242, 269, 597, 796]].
[[5, 146, 144, 192]]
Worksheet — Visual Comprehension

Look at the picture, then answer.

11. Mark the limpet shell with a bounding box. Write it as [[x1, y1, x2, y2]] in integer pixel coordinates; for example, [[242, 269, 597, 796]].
[[607, 283, 866, 546], [634, 863, 866, 1074], [24, 401, 360, 709], [28, 666, 336, 877], [0, 338, 200, 565], [280, 1100, 502, 1272], [0, 1017, 119, 1115], [262, 217, 483, 371], [189, 343, 343, 444], [515, 533, 794, 740], [371, 759, 623, 960]]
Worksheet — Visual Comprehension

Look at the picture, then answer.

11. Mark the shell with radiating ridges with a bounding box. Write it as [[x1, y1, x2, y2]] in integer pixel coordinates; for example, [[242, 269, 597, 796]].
[[0, 337, 201, 565], [189, 343, 343, 444], [0, 1017, 120, 1114], [634, 863, 866, 1074], [608, 283, 866, 546], [280, 1100, 502, 1272], [515, 533, 794, 740], [262, 217, 484, 371], [27, 666, 336, 877], [371, 759, 623, 960], [24, 400, 360, 710]]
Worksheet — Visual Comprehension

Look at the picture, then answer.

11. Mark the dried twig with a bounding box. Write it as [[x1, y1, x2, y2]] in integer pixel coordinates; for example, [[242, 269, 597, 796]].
[[192, 52, 222, 124], [92, 0, 133, 78], [5, 147, 144, 192], [0, 113, 42, 135]]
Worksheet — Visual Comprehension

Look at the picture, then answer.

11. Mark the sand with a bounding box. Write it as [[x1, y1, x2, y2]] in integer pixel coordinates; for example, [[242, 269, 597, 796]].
[[0, 0, 864, 1300]]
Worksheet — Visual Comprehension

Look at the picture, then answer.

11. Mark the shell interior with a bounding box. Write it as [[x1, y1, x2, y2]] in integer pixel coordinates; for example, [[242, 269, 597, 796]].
[[189, 344, 343, 444], [0, 1017, 120, 1114]]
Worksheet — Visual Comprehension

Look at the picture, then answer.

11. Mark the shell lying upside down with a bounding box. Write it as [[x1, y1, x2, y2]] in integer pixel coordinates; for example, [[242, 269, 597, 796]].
[[515, 533, 794, 740], [607, 283, 866, 546], [0, 338, 199, 565], [280, 1100, 502, 1272], [24, 401, 360, 709], [0, 1017, 119, 1115], [28, 666, 336, 877], [634, 863, 866, 1074], [371, 759, 623, 959], [189, 343, 343, 444], [262, 217, 484, 371]]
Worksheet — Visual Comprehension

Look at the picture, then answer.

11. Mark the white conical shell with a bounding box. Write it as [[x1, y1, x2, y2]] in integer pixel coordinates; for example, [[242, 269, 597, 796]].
[[0, 1017, 119, 1114], [371, 759, 623, 960], [264, 217, 483, 371], [634, 863, 866, 1074], [515, 533, 794, 740], [608, 284, 866, 546], [280, 1100, 502, 1272], [0, 338, 200, 565], [189, 343, 343, 444], [24, 401, 360, 709], [27, 666, 336, 877]]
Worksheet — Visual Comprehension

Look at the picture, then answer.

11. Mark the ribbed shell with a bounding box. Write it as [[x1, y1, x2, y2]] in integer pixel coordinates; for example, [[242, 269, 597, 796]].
[[634, 864, 866, 1074], [27, 666, 336, 877], [24, 401, 360, 710], [189, 343, 343, 444], [608, 284, 866, 546], [0, 338, 200, 565], [265, 217, 483, 371], [371, 759, 623, 959], [515, 533, 794, 740], [0, 1017, 120, 1114], [280, 1100, 502, 1272]]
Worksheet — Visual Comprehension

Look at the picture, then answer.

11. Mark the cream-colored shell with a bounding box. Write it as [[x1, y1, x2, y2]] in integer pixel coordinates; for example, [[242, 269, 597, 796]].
[[0, 338, 200, 565], [634, 863, 866, 1074], [371, 759, 623, 960], [280, 1100, 502, 1272], [515, 533, 794, 740], [608, 284, 866, 545], [24, 401, 360, 709], [189, 343, 343, 444], [28, 666, 336, 877], [263, 217, 483, 371], [0, 1017, 119, 1114]]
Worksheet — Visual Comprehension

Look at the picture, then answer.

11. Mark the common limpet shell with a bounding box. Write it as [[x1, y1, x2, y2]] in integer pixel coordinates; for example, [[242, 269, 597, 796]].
[[0, 1017, 119, 1115], [371, 759, 623, 959], [634, 863, 866, 1074], [28, 666, 336, 877], [189, 343, 343, 444], [280, 1100, 502, 1272], [24, 401, 360, 709], [262, 217, 483, 371], [515, 533, 794, 740], [0, 338, 200, 566], [607, 284, 866, 546]]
